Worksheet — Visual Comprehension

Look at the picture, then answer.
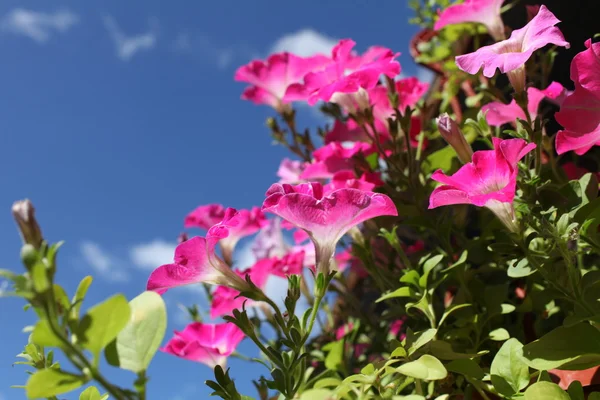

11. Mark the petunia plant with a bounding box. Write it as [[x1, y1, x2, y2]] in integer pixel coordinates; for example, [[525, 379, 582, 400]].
[[4, 1, 600, 399]]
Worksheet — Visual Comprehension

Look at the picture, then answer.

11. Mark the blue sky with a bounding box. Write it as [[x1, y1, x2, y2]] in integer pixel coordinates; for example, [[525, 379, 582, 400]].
[[0, 1, 425, 398]]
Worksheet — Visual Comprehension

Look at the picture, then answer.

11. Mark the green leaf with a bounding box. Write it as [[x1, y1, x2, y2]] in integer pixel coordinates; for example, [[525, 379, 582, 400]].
[[299, 388, 335, 400], [105, 291, 167, 373], [589, 393, 600, 400], [70, 276, 93, 320], [567, 381, 584, 400], [377, 286, 417, 302], [490, 338, 529, 397], [438, 304, 471, 327], [419, 254, 444, 288], [31, 262, 50, 292], [324, 339, 344, 372], [407, 329, 437, 356], [77, 294, 131, 358], [400, 270, 421, 288], [429, 341, 483, 360], [524, 382, 570, 400], [31, 320, 62, 348], [446, 359, 484, 380], [26, 369, 87, 398], [508, 258, 536, 278], [397, 355, 447, 381], [79, 386, 102, 400], [489, 328, 510, 341], [522, 323, 600, 370]]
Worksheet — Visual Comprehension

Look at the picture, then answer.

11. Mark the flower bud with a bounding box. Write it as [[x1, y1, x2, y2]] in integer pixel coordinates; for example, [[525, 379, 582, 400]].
[[437, 113, 473, 164], [12, 199, 43, 250]]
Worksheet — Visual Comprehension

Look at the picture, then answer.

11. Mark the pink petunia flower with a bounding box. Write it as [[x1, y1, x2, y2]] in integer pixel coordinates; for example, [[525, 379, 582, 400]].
[[429, 137, 535, 232], [210, 258, 273, 318], [269, 250, 306, 278], [369, 77, 429, 122], [300, 142, 375, 180], [555, 40, 600, 155], [217, 207, 268, 264], [235, 52, 330, 112], [482, 81, 566, 126], [455, 5, 569, 93], [161, 322, 245, 368], [147, 209, 252, 294], [277, 158, 306, 184], [251, 217, 290, 260], [262, 182, 398, 274], [324, 171, 385, 194], [434, 0, 506, 41], [285, 39, 400, 110], [184, 203, 226, 230]]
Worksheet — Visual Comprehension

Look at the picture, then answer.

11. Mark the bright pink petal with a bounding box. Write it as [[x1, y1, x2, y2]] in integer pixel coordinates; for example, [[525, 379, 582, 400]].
[[185, 204, 226, 230], [434, 0, 505, 41]]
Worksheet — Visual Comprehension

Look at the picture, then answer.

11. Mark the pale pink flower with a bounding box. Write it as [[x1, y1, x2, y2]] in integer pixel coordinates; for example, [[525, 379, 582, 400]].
[[482, 82, 566, 126], [434, 0, 506, 41], [369, 77, 429, 122], [147, 209, 252, 294], [285, 39, 400, 110], [210, 258, 273, 318], [437, 113, 473, 163], [277, 158, 306, 184], [455, 5, 569, 92], [555, 40, 600, 155], [429, 138, 535, 232], [262, 182, 398, 274], [217, 207, 268, 263], [324, 171, 384, 194], [235, 53, 329, 112], [161, 322, 244, 368], [184, 203, 225, 230], [251, 217, 289, 260], [300, 142, 375, 180]]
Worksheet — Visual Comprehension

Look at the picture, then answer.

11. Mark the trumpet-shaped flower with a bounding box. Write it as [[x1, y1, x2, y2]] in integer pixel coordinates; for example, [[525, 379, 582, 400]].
[[161, 322, 244, 368], [251, 217, 289, 260], [277, 158, 306, 184], [217, 207, 268, 263], [235, 52, 329, 112], [482, 82, 566, 126], [300, 142, 375, 180], [434, 0, 506, 41], [324, 171, 384, 194], [429, 138, 535, 232], [147, 209, 251, 294], [455, 6, 569, 92], [555, 40, 600, 155], [262, 182, 397, 274], [184, 203, 225, 230], [285, 39, 400, 110]]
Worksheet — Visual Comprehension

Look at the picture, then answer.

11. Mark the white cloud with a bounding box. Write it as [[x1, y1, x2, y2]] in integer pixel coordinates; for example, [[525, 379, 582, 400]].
[[172, 33, 236, 69], [79, 241, 129, 282], [1, 8, 79, 43], [129, 239, 176, 270], [102, 15, 156, 61], [270, 29, 337, 57]]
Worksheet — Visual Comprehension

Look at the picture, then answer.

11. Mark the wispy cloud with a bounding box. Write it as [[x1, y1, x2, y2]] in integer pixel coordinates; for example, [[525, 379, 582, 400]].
[[270, 28, 337, 57], [129, 239, 176, 270], [79, 241, 129, 282], [1, 8, 79, 43], [102, 15, 156, 61], [172, 33, 242, 69]]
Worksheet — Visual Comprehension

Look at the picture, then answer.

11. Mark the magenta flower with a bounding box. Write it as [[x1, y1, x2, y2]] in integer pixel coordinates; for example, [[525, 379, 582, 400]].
[[482, 82, 566, 126], [210, 258, 273, 318], [434, 0, 506, 41], [285, 39, 400, 110], [262, 182, 398, 274], [218, 207, 268, 263], [324, 171, 384, 194], [369, 77, 430, 122], [324, 119, 373, 144], [455, 5, 569, 92], [300, 142, 375, 180], [277, 158, 306, 184], [555, 40, 600, 155], [161, 322, 244, 368], [429, 137, 535, 232], [235, 52, 329, 112], [184, 203, 225, 230], [269, 250, 306, 278], [147, 209, 251, 294]]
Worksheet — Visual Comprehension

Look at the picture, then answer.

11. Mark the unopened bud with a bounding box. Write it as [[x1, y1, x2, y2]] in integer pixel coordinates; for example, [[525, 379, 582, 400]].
[[177, 232, 189, 243], [12, 199, 43, 249], [437, 113, 473, 164]]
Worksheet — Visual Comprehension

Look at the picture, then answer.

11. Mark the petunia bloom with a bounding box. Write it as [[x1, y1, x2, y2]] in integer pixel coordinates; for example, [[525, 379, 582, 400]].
[[147, 209, 251, 294], [262, 182, 398, 275], [429, 137, 535, 232], [161, 322, 244, 368], [235, 52, 329, 112], [251, 217, 289, 260], [300, 142, 375, 180], [482, 82, 566, 126], [216, 207, 268, 264], [455, 5, 569, 93], [323, 171, 385, 194], [437, 113, 473, 164], [277, 158, 306, 184], [434, 0, 506, 41], [555, 40, 600, 155], [184, 203, 226, 230], [285, 39, 400, 111]]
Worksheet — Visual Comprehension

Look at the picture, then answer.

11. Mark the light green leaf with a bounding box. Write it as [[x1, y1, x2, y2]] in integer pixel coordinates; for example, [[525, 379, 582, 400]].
[[429, 340, 483, 360], [26, 369, 87, 398], [489, 328, 510, 341], [299, 388, 335, 400], [377, 286, 417, 302], [522, 323, 600, 370], [324, 339, 344, 372], [589, 393, 600, 400], [70, 276, 93, 321], [77, 294, 131, 357], [397, 355, 447, 381], [107, 291, 167, 373], [490, 338, 529, 397], [524, 382, 570, 400], [400, 270, 421, 288], [438, 304, 471, 327], [407, 329, 437, 356], [419, 254, 445, 287], [31, 262, 49, 292], [31, 320, 62, 348], [79, 386, 102, 400], [446, 359, 484, 380]]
